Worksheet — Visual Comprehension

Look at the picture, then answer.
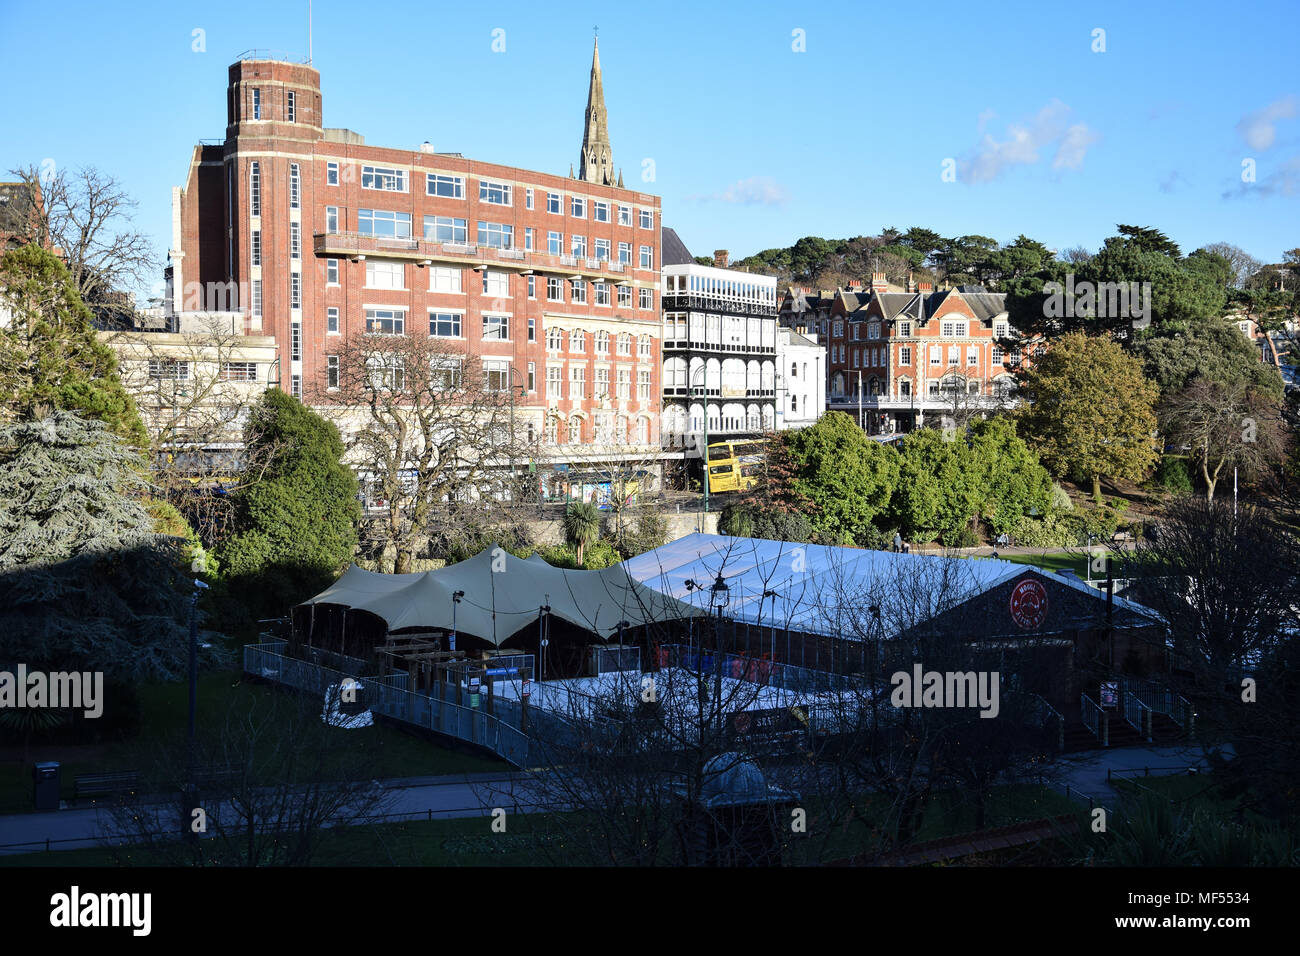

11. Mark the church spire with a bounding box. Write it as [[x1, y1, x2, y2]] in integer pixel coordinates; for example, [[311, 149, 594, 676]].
[[578, 36, 614, 185]]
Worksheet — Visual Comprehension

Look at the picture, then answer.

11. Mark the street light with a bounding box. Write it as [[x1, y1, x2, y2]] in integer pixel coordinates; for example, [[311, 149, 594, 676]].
[[689, 363, 711, 513], [186, 576, 208, 842], [451, 590, 464, 653]]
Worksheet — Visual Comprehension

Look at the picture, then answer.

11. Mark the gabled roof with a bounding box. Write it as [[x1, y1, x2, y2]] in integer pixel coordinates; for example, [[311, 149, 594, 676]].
[[661, 227, 695, 267]]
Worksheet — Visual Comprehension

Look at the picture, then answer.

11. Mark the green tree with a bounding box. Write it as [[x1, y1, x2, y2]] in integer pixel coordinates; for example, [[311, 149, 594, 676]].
[[1015, 332, 1160, 501], [0, 243, 147, 446], [219, 390, 359, 617], [968, 416, 1055, 534], [1135, 320, 1284, 399], [786, 411, 900, 544], [0, 412, 191, 681], [563, 500, 602, 566], [890, 428, 981, 544]]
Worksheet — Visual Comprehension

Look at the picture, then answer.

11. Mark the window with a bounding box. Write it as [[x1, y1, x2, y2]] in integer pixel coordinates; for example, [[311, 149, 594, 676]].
[[948, 345, 960, 364], [358, 209, 411, 238], [547, 277, 563, 302], [149, 359, 190, 380], [570, 196, 585, 218], [967, 348, 978, 366], [638, 334, 651, 357], [639, 209, 653, 229], [429, 311, 462, 337], [594, 282, 610, 306], [251, 280, 262, 318], [220, 361, 257, 382], [547, 191, 561, 214], [900, 346, 912, 365], [482, 313, 509, 341], [479, 180, 511, 205], [617, 332, 632, 356], [570, 366, 586, 399], [431, 357, 463, 390], [527, 275, 536, 299], [484, 360, 510, 392], [327, 306, 339, 333], [366, 355, 405, 390], [365, 308, 405, 335], [251, 88, 261, 120], [367, 260, 404, 289], [593, 201, 610, 222], [568, 418, 582, 443], [928, 381, 940, 397], [289, 223, 300, 260], [546, 365, 563, 396], [869, 322, 881, 340], [570, 330, 585, 352], [595, 330, 609, 353], [617, 368, 631, 400], [619, 241, 632, 264], [618, 285, 632, 307], [291, 374, 302, 398], [326, 259, 339, 284], [639, 245, 653, 269], [594, 368, 608, 399], [942, 320, 964, 337], [289, 164, 300, 209], [525, 188, 534, 210], [327, 162, 339, 186], [477, 221, 514, 249], [639, 288, 652, 310], [571, 235, 587, 257], [429, 266, 462, 293], [547, 231, 562, 255], [326, 356, 339, 389], [638, 369, 651, 400], [427, 174, 465, 198], [481, 270, 509, 297], [290, 274, 301, 310], [528, 316, 536, 341], [525, 227, 535, 252], [287, 90, 296, 122], [833, 321, 844, 338], [992, 346, 1004, 364], [424, 216, 468, 244], [595, 238, 611, 261], [251, 230, 261, 266], [325, 206, 338, 232], [898, 321, 912, 336], [570, 279, 587, 304], [994, 321, 1008, 339], [545, 418, 558, 444], [899, 380, 911, 397], [854, 349, 861, 368], [291, 322, 301, 360], [618, 204, 632, 226], [249, 161, 261, 217], [930, 346, 941, 366]]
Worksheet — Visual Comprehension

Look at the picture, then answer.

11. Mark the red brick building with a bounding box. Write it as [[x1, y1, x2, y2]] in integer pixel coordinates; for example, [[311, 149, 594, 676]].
[[166, 44, 662, 484], [781, 273, 1039, 433]]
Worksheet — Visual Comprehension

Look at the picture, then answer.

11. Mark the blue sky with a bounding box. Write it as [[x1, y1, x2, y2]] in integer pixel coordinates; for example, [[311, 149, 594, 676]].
[[2, 0, 1298, 292]]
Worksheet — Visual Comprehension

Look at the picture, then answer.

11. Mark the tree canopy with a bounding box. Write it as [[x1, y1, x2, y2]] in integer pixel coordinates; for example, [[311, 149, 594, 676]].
[[785, 411, 900, 544]]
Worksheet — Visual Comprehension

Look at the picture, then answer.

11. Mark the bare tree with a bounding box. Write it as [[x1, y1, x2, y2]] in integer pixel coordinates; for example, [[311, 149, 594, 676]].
[[1159, 377, 1291, 500], [311, 332, 530, 573], [8, 164, 160, 310], [1203, 242, 1263, 290]]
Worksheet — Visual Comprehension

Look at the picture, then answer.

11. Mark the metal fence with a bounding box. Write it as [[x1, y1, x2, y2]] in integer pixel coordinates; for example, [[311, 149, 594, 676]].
[[1120, 676, 1194, 734], [1121, 691, 1153, 743], [658, 644, 859, 694], [1080, 693, 1109, 746], [243, 642, 531, 767]]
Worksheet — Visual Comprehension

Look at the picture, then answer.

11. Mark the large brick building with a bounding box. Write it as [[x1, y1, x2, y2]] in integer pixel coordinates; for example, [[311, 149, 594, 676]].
[[166, 43, 662, 488], [781, 274, 1035, 433]]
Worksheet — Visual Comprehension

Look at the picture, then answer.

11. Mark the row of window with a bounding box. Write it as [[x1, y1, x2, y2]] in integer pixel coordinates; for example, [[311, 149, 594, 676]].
[[663, 273, 778, 306], [827, 343, 1015, 367], [829, 318, 1015, 339], [543, 329, 652, 356], [249, 87, 296, 123], [148, 360, 259, 382]]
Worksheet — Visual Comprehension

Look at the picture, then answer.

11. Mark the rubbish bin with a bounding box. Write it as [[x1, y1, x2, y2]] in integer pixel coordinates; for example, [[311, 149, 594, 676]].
[[33, 761, 60, 811]]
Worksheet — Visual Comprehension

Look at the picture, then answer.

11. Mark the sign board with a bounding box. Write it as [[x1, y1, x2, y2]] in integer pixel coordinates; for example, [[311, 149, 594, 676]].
[[448, 632, 456, 652], [521, 679, 531, 698], [470, 693, 480, 708], [1100, 681, 1118, 709], [1008, 578, 1049, 630]]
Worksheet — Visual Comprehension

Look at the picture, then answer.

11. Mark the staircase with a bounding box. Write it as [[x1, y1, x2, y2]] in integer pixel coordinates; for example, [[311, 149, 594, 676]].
[[1063, 685, 1192, 752]]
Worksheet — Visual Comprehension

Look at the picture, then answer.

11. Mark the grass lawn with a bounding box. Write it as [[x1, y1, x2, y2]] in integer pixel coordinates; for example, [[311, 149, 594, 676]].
[[0, 670, 508, 814], [0, 782, 1079, 867], [999, 550, 1099, 578]]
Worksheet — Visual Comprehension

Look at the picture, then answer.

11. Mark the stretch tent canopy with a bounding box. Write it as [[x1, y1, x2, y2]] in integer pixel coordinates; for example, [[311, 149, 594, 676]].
[[300, 545, 701, 646]]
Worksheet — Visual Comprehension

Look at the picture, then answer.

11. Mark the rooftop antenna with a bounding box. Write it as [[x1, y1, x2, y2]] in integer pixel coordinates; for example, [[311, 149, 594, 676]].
[[308, 0, 313, 64]]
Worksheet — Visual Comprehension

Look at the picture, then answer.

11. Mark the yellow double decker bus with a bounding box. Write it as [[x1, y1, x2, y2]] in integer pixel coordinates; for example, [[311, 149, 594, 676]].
[[705, 440, 766, 494]]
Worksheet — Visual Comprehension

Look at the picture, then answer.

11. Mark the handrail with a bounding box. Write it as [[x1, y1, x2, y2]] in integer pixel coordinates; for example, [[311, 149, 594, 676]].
[[1080, 693, 1109, 747], [1121, 691, 1153, 742]]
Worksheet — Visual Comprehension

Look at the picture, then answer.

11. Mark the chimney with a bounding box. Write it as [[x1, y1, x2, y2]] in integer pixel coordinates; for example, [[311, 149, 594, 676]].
[[714, 249, 729, 269], [918, 281, 934, 293], [871, 272, 888, 292], [907, 271, 915, 293]]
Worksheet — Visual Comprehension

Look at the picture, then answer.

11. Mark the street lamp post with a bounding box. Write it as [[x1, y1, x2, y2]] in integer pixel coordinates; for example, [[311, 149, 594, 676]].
[[689, 363, 710, 513], [709, 573, 729, 733], [451, 590, 464, 655], [185, 577, 208, 842]]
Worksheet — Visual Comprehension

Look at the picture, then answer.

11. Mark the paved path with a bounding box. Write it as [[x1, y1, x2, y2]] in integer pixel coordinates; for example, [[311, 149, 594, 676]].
[[1047, 743, 1224, 807]]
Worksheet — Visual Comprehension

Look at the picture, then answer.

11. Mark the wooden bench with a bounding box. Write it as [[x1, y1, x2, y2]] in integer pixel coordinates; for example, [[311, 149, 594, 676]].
[[74, 770, 141, 801]]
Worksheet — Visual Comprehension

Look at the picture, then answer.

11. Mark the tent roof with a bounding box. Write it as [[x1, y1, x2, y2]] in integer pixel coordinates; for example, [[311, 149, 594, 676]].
[[622, 533, 1162, 640], [301, 547, 701, 646]]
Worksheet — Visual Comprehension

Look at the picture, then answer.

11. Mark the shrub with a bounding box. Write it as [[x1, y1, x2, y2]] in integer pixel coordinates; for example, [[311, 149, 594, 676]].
[[1010, 512, 1080, 548], [1152, 455, 1193, 494]]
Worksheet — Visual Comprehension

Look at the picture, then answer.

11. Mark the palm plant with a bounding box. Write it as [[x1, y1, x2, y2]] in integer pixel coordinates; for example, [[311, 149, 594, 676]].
[[563, 501, 602, 567]]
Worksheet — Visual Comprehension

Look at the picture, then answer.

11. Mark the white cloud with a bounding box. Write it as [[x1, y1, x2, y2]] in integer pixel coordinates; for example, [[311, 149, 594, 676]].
[[1223, 153, 1300, 199], [1236, 96, 1298, 151], [688, 176, 789, 206], [959, 100, 1096, 183]]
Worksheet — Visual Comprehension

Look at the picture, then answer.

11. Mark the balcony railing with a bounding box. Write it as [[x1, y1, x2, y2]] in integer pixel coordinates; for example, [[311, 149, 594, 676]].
[[312, 231, 638, 280]]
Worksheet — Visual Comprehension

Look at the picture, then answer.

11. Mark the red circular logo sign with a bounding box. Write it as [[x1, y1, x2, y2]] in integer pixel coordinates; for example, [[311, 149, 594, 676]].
[[1009, 578, 1048, 630]]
